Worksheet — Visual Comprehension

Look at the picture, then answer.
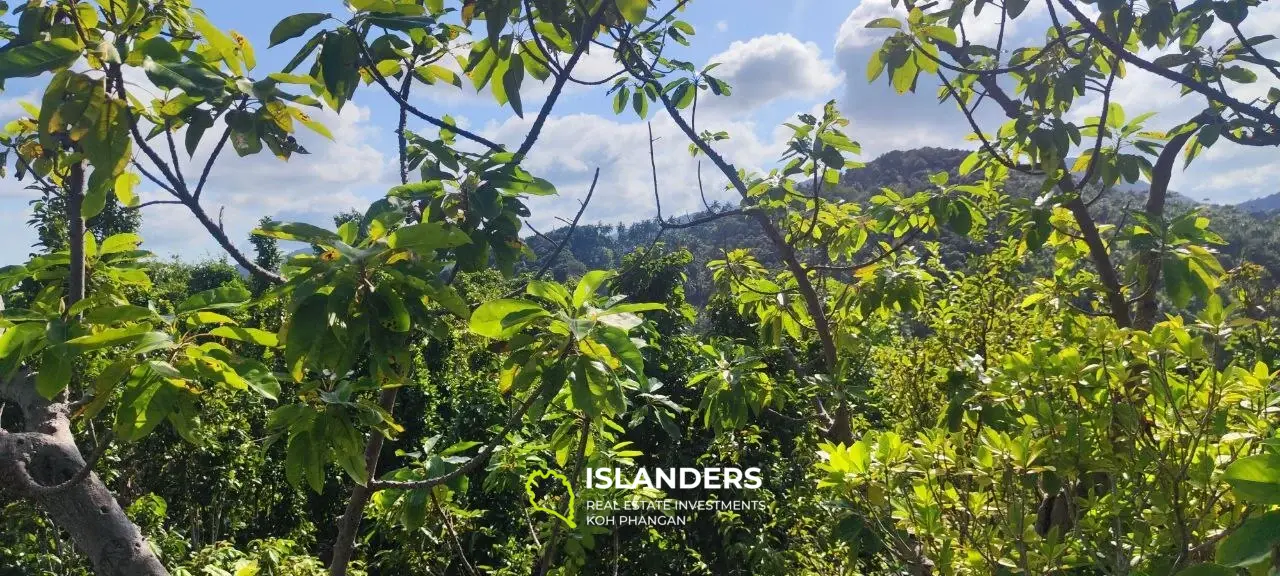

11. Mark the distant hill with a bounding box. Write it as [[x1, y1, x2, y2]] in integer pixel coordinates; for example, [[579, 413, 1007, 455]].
[[522, 148, 1280, 299], [1238, 192, 1280, 214]]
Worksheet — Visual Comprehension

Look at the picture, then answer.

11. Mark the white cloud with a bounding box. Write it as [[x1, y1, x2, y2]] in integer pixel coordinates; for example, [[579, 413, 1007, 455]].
[[703, 34, 842, 111], [716, 20, 729, 32]]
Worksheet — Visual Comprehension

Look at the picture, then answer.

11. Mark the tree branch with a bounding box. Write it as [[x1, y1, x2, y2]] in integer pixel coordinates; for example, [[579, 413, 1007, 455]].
[[1055, 0, 1280, 129]]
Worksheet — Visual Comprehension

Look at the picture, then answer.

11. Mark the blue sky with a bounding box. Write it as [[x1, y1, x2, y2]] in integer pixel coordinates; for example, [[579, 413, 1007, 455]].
[[1, 0, 1277, 265]]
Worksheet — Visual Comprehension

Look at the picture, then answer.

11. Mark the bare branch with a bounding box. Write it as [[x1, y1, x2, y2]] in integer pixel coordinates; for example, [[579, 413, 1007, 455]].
[[529, 168, 601, 283], [356, 41, 503, 152]]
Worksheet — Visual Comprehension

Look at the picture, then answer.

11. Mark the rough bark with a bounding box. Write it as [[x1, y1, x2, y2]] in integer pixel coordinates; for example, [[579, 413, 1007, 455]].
[[0, 372, 169, 576], [67, 161, 87, 306]]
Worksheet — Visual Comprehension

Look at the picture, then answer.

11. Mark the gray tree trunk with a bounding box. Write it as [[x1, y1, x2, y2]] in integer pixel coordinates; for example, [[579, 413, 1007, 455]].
[[1, 371, 169, 576]]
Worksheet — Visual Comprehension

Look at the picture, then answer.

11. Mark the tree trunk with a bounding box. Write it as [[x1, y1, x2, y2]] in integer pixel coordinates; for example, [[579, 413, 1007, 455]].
[[1134, 129, 1198, 330], [67, 161, 87, 306], [328, 387, 399, 576], [1, 372, 169, 576]]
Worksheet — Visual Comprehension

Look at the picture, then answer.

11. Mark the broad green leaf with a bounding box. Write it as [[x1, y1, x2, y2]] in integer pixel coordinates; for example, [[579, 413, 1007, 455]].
[[110, 172, 141, 208], [178, 284, 252, 313], [401, 488, 430, 530], [320, 29, 360, 111], [0, 39, 82, 79], [373, 288, 410, 333], [192, 11, 243, 75], [1224, 454, 1280, 504], [527, 281, 571, 309], [67, 327, 166, 352], [143, 57, 225, 98], [100, 232, 142, 255], [573, 270, 616, 308], [615, 0, 648, 25], [84, 304, 156, 325], [595, 326, 644, 378], [504, 53, 525, 117], [571, 358, 599, 418], [613, 85, 630, 115], [232, 357, 280, 400], [1216, 511, 1280, 567], [864, 17, 901, 29], [270, 13, 330, 47], [209, 326, 280, 347], [36, 347, 72, 400], [253, 221, 341, 245], [387, 222, 471, 252], [470, 299, 549, 340]]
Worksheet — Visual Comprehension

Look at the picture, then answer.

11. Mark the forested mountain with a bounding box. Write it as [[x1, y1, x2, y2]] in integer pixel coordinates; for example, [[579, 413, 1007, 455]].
[[1239, 191, 1280, 214], [526, 147, 1280, 303]]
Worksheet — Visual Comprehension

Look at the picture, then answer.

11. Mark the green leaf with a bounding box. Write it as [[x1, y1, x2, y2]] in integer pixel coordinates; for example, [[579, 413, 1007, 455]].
[[113, 173, 141, 208], [504, 53, 525, 117], [921, 26, 957, 46], [192, 11, 243, 75], [67, 327, 167, 353], [209, 326, 279, 347], [387, 222, 471, 252], [571, 359, 598, 418], [614, 0, 649, 25], [270, 13, 330, 47], [36, 347, 72, 400], [373, 288, 411, 333], [232, 357, 280, 401], [84, 304, 156, 325], [254, 221, 341, 245], [1222, 66, 1257, 84], [573, 270, 616, 308], [0, 39, 82, 79], [867, 50, 885, 82], [143, 57, 225, 98], [401, 488, 430, 530], [864, 17, 901, 29], [1216, 511, 1280, 567], [527, 281, 571, 309], [613, 85, 630, 115], [632, 89, 648, 119], [178, 284, 252, 313], [595, 326, 644, 377], [470, 299, 549, 340], [1224, 454, 1280, 504], [320, 29, 360, 111]]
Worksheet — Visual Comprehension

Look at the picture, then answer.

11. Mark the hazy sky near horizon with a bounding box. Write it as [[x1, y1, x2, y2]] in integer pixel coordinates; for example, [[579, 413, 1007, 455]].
[[1, 0, 1277, 265]]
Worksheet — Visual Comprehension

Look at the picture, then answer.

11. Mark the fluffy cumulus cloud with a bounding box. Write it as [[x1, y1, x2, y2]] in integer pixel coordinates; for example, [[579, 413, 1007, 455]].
[[703, 34, 843, 111]]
